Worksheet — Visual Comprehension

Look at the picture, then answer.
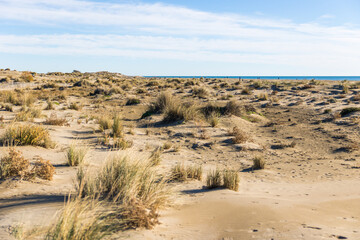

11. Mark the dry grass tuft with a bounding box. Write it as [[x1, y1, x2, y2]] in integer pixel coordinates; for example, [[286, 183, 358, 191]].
[[163, 142, 172, 150], [126, 98, 141, 105], [149, 92, 174, 114], [78, 153, 170, 211], [207, 112, 220, 127], [206, 169, 222, 189], [111, 115, 123, 138], [171, 163, 202, 182], [66, 143, 88, 166], [1, 124, 53, 148], [149, 147, 162, 166], [192, 87, 208, 98], [44, 113, 67, 126], [229, 126, 249, 144], [225, 100, 243, 116], [15, 107, 42, 121], [223, 169, 239, 191], [98, 115, 112, 131], [163, 102, 198, 123], [252, 156, 265, 170], [69, 102, 82, 111], [45, 197, 113, 240], [257, 93, 269, 101]]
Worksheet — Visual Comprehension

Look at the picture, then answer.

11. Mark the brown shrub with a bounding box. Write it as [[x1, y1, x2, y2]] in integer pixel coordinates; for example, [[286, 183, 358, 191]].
[[229, 126, 249, 144], [20, 71, 34, 82], [33, 158, 55, 180], [0, 148, 29, 180]]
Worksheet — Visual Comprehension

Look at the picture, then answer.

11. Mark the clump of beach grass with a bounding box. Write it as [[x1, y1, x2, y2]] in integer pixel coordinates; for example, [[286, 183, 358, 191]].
[[98, 115, 112, 132], [223, 169, 239, 191], [171, 163, 202, 182], [149, 147, 162, 166], [229, 126, 249, 144], [1, 124, 53, 148], [252, 156, 265, 170], [78, 153, 170, 212], [206, 168, 240, 191], [45, 197, 113, 240], [206, 169, 222, 189], [111, 115, 123, 138], [66, 143, 88, 166]]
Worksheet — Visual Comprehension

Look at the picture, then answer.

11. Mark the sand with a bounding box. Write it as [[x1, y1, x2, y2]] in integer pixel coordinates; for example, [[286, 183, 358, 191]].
[[0, 70, 360, 239]]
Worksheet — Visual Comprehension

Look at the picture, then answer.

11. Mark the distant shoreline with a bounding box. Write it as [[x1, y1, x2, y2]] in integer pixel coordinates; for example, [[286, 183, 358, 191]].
[[144, 76, 360, 81]]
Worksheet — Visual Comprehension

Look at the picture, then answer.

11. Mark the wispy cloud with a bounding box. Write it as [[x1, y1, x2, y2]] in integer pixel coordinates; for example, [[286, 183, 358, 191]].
[[0, 0, 359, 72]]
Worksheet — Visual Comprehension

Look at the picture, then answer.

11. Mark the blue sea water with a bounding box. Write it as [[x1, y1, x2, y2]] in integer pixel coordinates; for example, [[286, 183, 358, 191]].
[[145, 76, 360, 81]]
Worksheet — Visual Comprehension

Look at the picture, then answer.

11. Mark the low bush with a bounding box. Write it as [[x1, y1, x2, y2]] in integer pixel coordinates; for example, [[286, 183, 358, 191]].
[[0, 148, 55, 180], [33, 158, 55, 181], [0, 148, 29, 180], [20, 71, 34, 82]]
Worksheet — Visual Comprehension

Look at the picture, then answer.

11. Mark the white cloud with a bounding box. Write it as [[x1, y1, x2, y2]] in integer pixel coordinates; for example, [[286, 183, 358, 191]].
[[0, 0, 359, 73]]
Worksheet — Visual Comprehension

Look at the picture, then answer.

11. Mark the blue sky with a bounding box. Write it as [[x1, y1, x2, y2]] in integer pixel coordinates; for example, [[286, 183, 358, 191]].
[[0, 0, 360, 75]]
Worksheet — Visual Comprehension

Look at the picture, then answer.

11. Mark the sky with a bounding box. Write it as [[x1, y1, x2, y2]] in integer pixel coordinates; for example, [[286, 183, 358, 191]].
[[0, 0, 360, 76]]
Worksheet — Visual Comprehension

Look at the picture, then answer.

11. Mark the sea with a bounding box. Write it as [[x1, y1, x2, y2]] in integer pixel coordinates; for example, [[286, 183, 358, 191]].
[[145, 76, 360, 81]]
